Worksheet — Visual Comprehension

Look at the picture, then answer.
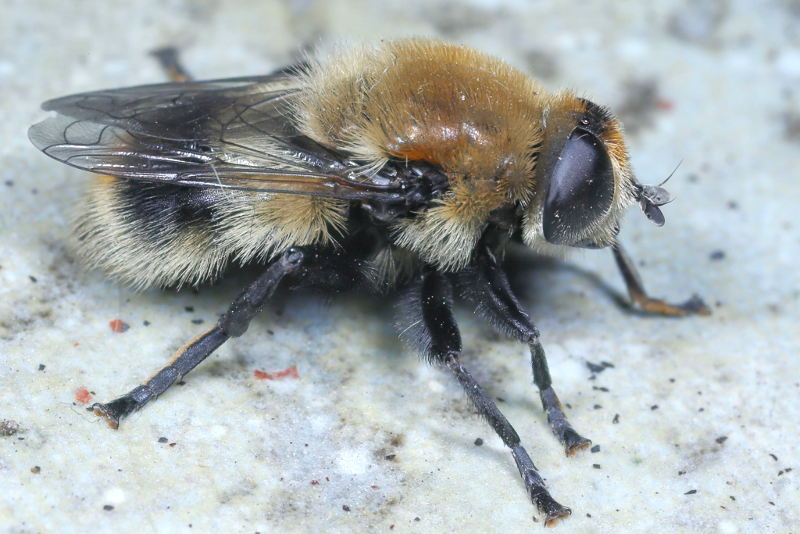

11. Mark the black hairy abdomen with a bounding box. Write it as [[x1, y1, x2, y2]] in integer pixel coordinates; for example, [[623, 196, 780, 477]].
[[116, 180, 218, 238]]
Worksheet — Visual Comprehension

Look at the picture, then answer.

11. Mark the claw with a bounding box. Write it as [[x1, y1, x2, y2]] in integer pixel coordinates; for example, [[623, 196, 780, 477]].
[[681, 294, 711, 316], [91, 402, 121, 430], [634, 293, 711, 317], [536, 492, 571, 527], [564, 433, 592, 456]]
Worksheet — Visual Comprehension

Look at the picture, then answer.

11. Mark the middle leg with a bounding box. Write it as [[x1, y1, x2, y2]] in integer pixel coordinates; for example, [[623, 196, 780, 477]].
[[454, 246, 591, 455], [397, 270, 571, 525]]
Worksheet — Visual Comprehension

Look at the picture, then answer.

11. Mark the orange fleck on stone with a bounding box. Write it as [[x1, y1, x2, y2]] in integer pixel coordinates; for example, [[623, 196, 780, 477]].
[[75, 387, 93, 404], [656, 99, 674, 111], [108, 319, 129, 333], [253, 365, 299, 380]]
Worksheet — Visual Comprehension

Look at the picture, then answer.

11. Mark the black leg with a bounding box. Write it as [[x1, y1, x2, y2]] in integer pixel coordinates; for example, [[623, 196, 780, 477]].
[[92, 248, 306, 429], [454, 247, 590, 455], [612, 243, 710, 316], [150, 46, 193, 82], [397, 271, 571, 526]]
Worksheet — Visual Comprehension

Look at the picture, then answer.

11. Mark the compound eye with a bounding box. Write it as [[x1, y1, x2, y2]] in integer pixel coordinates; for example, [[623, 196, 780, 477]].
[[543, 129, 615, 245]]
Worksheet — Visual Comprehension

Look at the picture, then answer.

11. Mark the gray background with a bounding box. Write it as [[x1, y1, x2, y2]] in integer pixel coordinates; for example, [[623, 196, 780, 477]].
[[1, 1, 798, 533]]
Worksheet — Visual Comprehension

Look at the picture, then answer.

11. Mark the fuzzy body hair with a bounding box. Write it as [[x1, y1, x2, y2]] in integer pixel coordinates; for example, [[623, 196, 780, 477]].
[[69, 39, 638, 289]]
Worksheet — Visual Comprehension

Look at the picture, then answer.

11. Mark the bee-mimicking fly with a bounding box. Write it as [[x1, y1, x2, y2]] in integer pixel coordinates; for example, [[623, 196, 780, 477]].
[[29, 39, 709, 525]]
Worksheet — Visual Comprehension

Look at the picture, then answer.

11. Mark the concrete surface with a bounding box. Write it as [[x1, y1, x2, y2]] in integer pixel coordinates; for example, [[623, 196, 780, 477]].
[[1, 1, 798, 533]]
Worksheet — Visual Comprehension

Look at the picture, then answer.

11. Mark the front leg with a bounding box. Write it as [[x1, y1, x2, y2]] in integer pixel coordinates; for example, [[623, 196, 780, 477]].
[[612, 243, 710, 316], [397, 271, 571, 525], [454, 247, 591, 455]]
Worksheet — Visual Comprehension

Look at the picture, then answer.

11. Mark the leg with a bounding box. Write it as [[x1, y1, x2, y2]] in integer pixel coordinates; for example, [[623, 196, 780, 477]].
[[92, 248, 306, 428], [454, 247, 590, 455], [397, 271, 571, 525], [612, 243, 710, 316], [150, 46, 193, 82]]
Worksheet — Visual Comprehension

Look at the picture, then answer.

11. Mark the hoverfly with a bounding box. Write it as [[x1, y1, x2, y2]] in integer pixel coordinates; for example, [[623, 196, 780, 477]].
[[29, 39, 709, 524]]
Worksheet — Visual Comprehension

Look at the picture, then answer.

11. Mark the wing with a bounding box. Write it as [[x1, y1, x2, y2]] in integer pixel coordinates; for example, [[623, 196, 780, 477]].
[[28, 73, 401, 201]]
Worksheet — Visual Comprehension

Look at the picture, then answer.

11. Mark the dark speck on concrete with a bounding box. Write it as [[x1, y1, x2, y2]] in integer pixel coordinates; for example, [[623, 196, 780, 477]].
[[158, 437, 168, 443], [587, 361, 604, 373], [710, 250, 726, 261], [38, 364, 45, 371], [591, 445, 601, 453], [191, 318, 204, 325], [29, 275, 37, 283], [612, 414, 620, 424], [684, 489, 697, 495], [342, 504, 351, 512], [474, 438, 483, 446], [103, 505, 114, 511], [586, 361, 614, 374], [715, 436, 728, 444], [30, 466, 41, 474]]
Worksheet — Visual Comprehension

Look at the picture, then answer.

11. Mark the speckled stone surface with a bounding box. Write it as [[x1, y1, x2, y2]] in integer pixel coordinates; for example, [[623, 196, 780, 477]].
[[2, 1, 799, 533]]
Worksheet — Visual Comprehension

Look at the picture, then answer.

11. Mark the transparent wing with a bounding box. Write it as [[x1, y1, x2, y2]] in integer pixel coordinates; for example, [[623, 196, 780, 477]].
[[28, 74, 398, 200]]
